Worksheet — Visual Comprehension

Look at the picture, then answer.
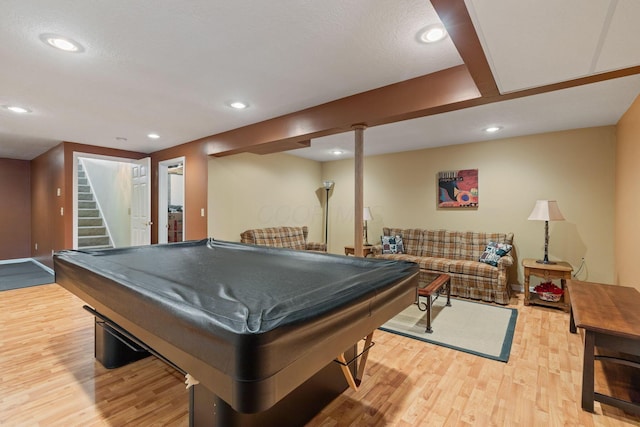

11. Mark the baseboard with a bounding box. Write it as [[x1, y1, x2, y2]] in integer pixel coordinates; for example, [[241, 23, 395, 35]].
[[0, 257, 33, 265], [31, 259, 54, 275]]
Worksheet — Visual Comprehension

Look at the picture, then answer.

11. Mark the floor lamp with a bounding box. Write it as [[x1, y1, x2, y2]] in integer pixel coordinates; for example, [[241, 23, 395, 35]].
[[363, 207, 373, 246], [527, 200, 565, 264], [323, 180, 334, 244]]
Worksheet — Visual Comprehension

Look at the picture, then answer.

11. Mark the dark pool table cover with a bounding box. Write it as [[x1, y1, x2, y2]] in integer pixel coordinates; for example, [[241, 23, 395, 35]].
[[54, 239, 418, 412]]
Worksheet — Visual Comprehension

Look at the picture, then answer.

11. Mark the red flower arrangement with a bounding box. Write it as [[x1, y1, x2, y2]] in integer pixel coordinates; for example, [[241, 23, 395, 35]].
[[534, 281, 563, 302]]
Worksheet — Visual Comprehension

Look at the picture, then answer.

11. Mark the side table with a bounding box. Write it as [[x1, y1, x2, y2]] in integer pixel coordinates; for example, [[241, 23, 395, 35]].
[[344, 245, 374, 257], [522, 258, 573, 312]]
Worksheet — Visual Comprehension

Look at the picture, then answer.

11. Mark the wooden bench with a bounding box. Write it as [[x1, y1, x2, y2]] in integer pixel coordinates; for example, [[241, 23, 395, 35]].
[[416, 273, 451, 333]]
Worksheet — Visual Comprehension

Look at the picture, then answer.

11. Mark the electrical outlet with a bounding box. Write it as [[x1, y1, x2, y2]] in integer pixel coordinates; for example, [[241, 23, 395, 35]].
[[57, 188, 61, 196], [201, 208, 205, 217], [60, 207, 64, 216], [35, 243, 38, 251]]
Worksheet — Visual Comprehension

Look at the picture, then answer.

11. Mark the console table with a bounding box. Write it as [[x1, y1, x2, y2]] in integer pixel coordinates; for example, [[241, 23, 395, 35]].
[[567, 280, 640, 415]]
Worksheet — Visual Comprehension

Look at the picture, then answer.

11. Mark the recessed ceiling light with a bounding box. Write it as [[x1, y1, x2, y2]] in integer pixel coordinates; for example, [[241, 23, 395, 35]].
[[484, 126, 502, 133], [2, 105, 31, 114], [228, 101, 249, 110], [418, 24, 448, 43], [39, 33, 84, 53], [115, 136, 128, 142], [147, 133, 160, 139], [331, 149, 344, 156]]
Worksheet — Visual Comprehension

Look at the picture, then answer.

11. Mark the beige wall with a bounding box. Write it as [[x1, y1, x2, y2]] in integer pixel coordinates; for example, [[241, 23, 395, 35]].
[[615, 94, 640, 290], [206, 127, 616, 287], [322, 126, 616, 286], [208, 153, 324, 243]]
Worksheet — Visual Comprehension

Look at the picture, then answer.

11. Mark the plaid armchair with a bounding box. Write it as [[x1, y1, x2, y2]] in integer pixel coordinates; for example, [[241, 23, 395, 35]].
[[240, 226, 327, 252]]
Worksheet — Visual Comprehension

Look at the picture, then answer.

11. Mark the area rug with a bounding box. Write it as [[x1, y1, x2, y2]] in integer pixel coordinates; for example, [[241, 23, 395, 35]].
[[379, 297, 517, 362], [0, 260, 55, 291]]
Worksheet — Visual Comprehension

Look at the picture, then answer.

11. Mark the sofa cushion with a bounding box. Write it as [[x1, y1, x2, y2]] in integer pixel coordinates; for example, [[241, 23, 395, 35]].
[[381, 235, 404, 254], [421, 230, 457, 258], [478, 241, 513, 267], [457, 232, 511, 261], [383, 228, 423, 256], [418, 257, 452, 274], [448, 260, 499, 279]]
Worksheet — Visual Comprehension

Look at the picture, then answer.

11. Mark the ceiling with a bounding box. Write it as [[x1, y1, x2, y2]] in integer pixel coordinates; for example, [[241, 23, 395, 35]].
[[1, 0, 639, 161]]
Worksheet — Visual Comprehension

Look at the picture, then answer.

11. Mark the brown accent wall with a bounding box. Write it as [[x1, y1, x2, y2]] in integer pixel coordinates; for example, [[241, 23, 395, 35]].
[[31, 144, 64, 267], [30, 142, 146, 268], [151, 141, 208, 243], [0, 159, 31, 260], [615, 94, 640, 290]]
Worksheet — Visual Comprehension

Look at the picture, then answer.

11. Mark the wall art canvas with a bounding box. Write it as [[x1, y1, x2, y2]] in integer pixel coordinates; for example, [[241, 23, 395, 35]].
[[438, 169, 478, 208]]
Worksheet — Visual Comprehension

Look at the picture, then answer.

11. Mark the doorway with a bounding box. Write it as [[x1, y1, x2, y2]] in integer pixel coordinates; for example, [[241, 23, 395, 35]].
[[158, 157, 185, 244], [73, 152, 151, 249]]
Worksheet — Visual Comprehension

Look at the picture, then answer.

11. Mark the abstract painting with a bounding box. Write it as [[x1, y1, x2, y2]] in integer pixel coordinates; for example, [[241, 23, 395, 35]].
[[438, 169, 478, 208]]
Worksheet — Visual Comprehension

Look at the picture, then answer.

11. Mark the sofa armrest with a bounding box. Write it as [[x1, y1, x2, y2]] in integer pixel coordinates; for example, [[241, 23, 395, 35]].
[[371, 244, 384, 256], [498, 253, 514, 268], [305, 242, 327, 252]]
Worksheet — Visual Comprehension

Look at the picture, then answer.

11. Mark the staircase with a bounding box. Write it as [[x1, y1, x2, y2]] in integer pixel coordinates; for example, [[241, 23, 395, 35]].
[[77, 162, 112, 249]]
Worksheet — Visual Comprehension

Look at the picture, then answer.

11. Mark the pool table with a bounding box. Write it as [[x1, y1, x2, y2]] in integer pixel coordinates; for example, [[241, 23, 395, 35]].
[[54, 239, 418, 426]]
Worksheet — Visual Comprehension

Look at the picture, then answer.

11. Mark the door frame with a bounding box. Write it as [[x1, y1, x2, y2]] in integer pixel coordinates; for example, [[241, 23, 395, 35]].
[[158, 156, 186, 244]]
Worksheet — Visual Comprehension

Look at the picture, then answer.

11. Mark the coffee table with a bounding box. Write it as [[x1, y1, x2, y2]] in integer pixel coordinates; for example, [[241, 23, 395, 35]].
[[567, 280, 640, 415], [416, 273, 451, 333]]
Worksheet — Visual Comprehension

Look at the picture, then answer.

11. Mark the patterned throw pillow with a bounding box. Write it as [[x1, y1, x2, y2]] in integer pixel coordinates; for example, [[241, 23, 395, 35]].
[[381, 235, 404, 254], [478, 241, 513, 266]]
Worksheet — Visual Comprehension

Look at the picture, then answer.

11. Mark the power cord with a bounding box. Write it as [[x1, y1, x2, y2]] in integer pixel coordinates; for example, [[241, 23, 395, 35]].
[[573, 257, 586, 279]]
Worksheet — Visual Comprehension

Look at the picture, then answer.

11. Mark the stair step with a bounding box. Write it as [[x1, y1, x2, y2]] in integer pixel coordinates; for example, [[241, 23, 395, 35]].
[[78, 184, 90, 193], [78, 236, 110, 246], [78, 217, 103, 226], [79, 208, 99, 218], [78, 245, 113, 250], [78, 226, 107, 236], [78, 177, 88, 185], [78, 201, 97, 209], [78, 193, 93, 201]]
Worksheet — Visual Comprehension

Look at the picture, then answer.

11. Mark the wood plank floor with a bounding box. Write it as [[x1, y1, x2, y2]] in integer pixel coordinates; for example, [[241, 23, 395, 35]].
[[1, 284, 638, 426]]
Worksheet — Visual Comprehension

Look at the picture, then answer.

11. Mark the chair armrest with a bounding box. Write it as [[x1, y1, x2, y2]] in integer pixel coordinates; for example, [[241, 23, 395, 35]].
[[306, 242, 327, 252]]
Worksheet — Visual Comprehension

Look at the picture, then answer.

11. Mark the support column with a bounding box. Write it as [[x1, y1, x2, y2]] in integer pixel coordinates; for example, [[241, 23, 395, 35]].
[[353, 125, 366, 257]]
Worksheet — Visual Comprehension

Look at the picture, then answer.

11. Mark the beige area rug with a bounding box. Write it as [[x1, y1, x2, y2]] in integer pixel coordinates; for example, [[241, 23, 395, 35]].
[[379, 297, 517, 362]]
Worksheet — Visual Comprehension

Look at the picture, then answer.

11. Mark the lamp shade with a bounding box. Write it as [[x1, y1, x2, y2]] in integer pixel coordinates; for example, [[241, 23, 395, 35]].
[[363, 207, 373, 221], [527, 200, 565, 221]]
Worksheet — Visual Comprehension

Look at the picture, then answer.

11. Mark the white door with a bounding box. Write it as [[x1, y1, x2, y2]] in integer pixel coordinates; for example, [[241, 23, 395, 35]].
[[131, 157, 151, 246]]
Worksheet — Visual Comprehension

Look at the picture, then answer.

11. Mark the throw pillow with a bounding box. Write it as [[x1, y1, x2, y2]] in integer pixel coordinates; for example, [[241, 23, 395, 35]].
[[381, 235, 404, 254], [478, 241, 513, 267]]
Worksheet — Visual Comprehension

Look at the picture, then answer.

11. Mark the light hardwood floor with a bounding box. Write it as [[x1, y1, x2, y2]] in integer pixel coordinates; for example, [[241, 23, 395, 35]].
[[1, 284, 638, 426]]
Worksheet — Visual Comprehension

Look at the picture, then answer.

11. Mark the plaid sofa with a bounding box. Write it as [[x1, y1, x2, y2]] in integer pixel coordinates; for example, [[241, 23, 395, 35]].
[[240, 226, 326, 252], [372, 228, 514, 304]]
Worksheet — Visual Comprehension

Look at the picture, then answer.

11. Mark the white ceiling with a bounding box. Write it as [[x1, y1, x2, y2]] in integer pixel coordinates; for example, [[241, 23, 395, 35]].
[[1, 0, 639, 161]]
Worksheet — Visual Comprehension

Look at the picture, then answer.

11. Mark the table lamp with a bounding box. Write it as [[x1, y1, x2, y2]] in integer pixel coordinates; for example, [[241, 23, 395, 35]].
[[363, 207, 373, 245], [527, 200, 565, 264]]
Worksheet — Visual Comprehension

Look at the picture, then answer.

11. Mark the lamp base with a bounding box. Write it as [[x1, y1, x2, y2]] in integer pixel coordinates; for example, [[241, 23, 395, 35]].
[[536, 259, 557, 265]]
